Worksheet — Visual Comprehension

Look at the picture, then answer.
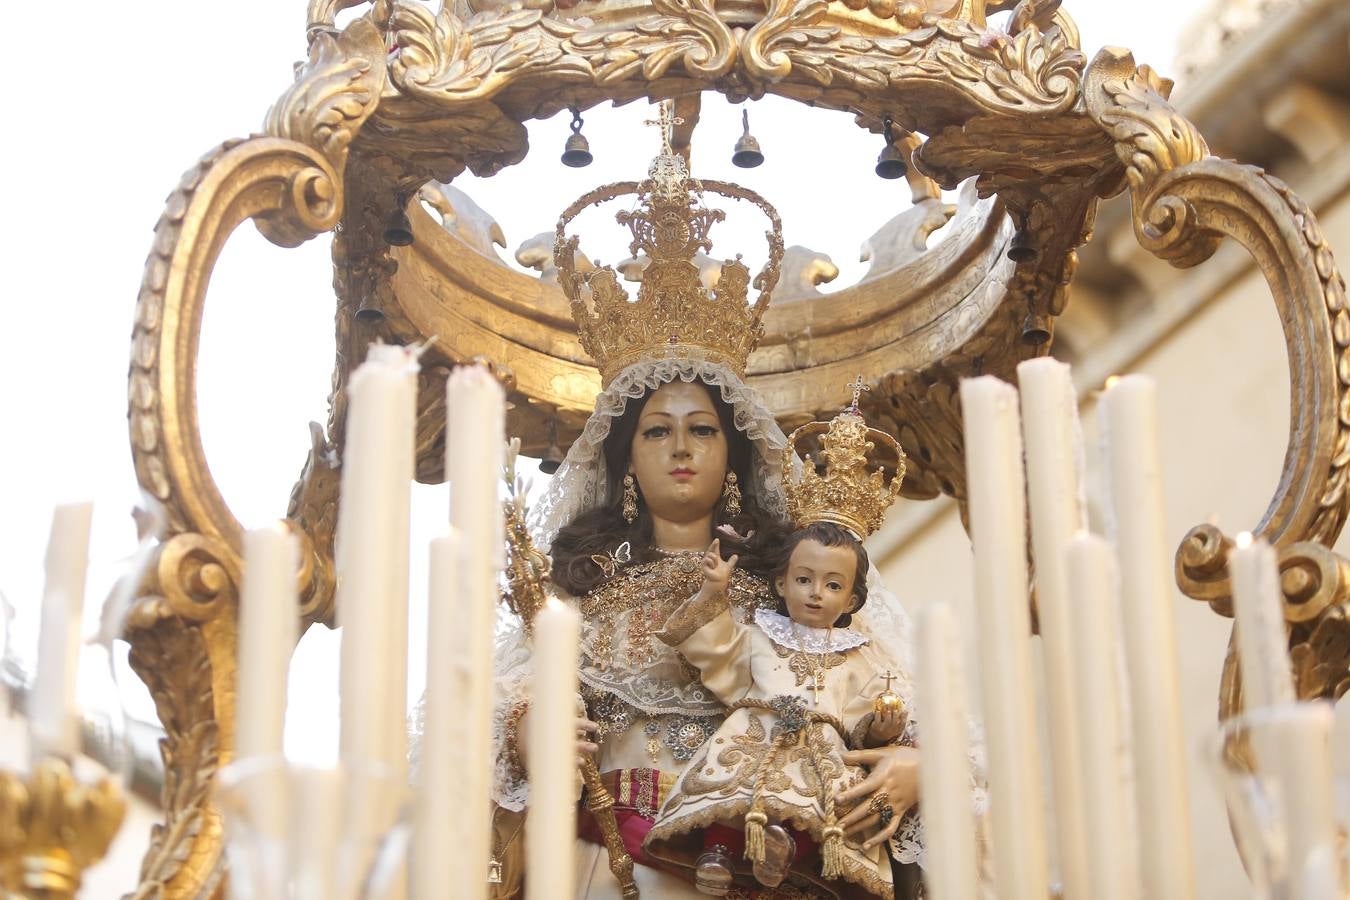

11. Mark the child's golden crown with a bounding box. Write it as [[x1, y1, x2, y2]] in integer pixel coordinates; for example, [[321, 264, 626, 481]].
[[783, 379, 907, 539], [553, 102, 784, 387]]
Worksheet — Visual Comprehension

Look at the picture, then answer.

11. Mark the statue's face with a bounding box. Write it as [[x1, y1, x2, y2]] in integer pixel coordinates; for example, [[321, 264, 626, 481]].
[[629, 381, 729, 524], [774, 539, 858, 629]]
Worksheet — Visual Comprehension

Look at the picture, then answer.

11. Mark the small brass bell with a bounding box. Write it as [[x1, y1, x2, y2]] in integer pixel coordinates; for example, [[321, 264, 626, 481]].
[[561, 108, 593, 168], [1021, 311, 1052, 345], [354, 302, 385, 324], [383, 193, 414, 247], [1007, 226, 1038, 263], [875, 116, 908, 180], [731, 109, 764, 168], [538, 416, 565, 475]]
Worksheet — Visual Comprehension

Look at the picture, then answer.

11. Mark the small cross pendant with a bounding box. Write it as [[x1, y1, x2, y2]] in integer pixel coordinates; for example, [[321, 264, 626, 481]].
[[812, 672, 824, 705]]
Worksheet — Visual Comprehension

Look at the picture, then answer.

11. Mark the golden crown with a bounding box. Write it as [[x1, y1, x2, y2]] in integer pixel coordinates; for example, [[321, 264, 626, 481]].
[[783, 379, 907, 539], [553, 102, 784, 387]]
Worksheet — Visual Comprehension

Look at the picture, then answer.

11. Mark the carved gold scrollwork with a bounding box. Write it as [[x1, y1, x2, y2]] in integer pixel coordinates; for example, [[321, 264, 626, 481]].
[[1086, 47, 1350, 715], [124, 16, 389, 897]]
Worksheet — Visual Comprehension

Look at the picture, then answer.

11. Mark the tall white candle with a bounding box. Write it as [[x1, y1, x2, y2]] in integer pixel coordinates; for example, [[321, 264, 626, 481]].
[[1100, 375, 1195, 900], [1230, 534, 1296, 710], [237, 524, 300, 761], [234, 523, 301, 862], [413, 532, 464, 900], [915, 600, 979, 900], [1066, 535, 1135, 900], [1266, 704, 1339, 900], [1016, 357, 1090, 900], [526, 600, 581, 900], [960, 375, 1050, 899], [445, 364, 506, 900], [31, 501, 94, 761], [336, 343, 419, 774]]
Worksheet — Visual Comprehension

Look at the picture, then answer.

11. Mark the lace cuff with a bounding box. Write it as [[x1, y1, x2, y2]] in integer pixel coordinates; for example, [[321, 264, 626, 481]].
[[656, 588, 729, 647]]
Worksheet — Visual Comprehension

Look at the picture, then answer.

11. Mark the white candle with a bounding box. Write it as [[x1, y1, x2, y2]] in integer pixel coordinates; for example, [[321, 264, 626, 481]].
[[1066, 536, 1135, 900], [413, 532, 465, 900], [1230, 535, 1296, 710], [1016, 357, 1090, 900], [336, 343, 419, 775], [1100, 375, 1195, 900], [31, 501, 94, 761], [526, 600, 581, 900], [1265, 704, 1339, 900], [233, 523, 301, 863], [237, 524, 300, 761], [915, 600, 979, 900], [445, 364, 506, 900], [960, 375, 1050, 899]]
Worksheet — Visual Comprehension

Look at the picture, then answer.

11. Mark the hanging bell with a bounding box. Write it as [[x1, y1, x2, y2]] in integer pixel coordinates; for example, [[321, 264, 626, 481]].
[[354, 301, 385, 324], [383, 193, 414, 247], [561, 108, 593, 168], [1021, 311, 1052, 345], [731, 109, 765, 168], [874, 116, 908, 180], [538, 416, 565, 475], [1007, 226, 1038, 263]]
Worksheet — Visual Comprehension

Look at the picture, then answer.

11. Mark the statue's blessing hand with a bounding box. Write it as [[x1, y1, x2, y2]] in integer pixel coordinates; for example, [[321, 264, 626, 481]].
[[701, 538, 738, 594]]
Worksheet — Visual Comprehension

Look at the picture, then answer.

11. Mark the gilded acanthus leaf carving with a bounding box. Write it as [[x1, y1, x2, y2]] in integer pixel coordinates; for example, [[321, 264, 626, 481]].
[[123, 616, 222, 900], [264, 16, 388, 170], [741, 0, 835, 82], [1083, 49, 1206, 194]]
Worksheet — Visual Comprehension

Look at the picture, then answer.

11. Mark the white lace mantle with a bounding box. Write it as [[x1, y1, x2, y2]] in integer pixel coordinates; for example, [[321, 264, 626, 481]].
[[752, 609, 869, 653]]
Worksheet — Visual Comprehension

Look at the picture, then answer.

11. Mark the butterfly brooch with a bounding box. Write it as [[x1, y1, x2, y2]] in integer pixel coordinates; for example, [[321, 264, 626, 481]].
[[591, 541, 632, 578]]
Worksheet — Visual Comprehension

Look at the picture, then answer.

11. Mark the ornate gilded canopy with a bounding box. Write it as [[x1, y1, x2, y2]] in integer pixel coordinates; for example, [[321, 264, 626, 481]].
[[122, 0, 1347, 895]]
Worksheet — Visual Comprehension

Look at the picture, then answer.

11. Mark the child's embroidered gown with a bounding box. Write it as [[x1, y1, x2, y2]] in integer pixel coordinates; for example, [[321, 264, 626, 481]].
[[645, 600, 900, 899]]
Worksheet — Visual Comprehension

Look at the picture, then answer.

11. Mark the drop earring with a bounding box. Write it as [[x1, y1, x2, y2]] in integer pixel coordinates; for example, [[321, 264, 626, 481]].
[[723, 471, 742, 518], [622, 473, 638, 524]]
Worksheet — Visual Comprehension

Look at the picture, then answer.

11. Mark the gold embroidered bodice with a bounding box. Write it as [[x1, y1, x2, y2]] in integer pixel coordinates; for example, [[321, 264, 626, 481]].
[[577, 555, 776, 764]]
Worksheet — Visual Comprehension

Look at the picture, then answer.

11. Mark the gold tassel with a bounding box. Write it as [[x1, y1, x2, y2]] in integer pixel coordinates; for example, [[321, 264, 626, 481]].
[[820, 824, 845, 879], [744, 809, 768, 863]]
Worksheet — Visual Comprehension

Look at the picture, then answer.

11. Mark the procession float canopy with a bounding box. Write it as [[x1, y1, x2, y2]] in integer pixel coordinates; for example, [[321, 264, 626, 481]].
[[117, 0, 1348, 895]]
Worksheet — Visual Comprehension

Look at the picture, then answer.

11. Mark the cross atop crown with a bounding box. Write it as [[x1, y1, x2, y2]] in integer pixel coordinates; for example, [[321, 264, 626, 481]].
[[644, 100, 685, 157], [847, 375, 871, 412]]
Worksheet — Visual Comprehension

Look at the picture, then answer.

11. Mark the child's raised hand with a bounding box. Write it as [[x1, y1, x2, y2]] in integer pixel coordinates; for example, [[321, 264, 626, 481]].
[[701, 538, 738, 596]]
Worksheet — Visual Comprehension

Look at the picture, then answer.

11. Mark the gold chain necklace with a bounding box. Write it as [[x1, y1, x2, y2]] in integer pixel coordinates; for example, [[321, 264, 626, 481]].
[[789, 619, 834, 706]]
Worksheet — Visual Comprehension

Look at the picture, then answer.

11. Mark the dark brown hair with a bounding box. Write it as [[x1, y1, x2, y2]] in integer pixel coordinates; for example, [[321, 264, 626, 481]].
[[550, 380, 787, 595], [771, 521, 869, 628]]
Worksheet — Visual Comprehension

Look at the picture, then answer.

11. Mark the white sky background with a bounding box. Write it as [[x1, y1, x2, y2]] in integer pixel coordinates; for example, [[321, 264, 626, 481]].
[[2, 1, 1206, 764]]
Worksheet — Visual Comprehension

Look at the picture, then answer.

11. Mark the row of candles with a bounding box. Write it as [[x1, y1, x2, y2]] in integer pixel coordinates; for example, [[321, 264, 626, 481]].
[[915, 359, 1340, 900], [25, 347, 1335, 898]]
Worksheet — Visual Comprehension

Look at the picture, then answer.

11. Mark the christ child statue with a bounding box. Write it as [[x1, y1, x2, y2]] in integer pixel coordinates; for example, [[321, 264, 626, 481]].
[[644, 403, 910, 899]]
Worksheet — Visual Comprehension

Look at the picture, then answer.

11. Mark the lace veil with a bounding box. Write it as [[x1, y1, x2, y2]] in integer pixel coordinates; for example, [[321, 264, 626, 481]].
[[530, 357, 789, 547]]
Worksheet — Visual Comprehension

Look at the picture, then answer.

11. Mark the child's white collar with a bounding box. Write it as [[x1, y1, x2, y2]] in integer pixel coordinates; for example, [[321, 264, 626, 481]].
[[753, 609, 868, 653]]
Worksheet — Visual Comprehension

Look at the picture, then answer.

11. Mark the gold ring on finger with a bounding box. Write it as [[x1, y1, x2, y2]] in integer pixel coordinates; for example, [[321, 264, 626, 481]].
[[867, 791, 890, 815]]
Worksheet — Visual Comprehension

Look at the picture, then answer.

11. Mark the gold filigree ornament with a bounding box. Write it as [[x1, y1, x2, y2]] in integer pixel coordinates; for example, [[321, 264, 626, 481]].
[[553, 102, 785, 387], [0, 759, 127, 899], [783, 395, 907, 540]]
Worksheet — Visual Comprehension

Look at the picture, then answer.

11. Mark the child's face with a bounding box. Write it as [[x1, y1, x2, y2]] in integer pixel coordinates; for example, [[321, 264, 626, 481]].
[[774, 538, 858, 629]]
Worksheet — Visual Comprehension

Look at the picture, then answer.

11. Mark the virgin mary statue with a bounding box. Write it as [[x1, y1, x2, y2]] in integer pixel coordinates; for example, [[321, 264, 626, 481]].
[[475, 116, 985, 899]]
